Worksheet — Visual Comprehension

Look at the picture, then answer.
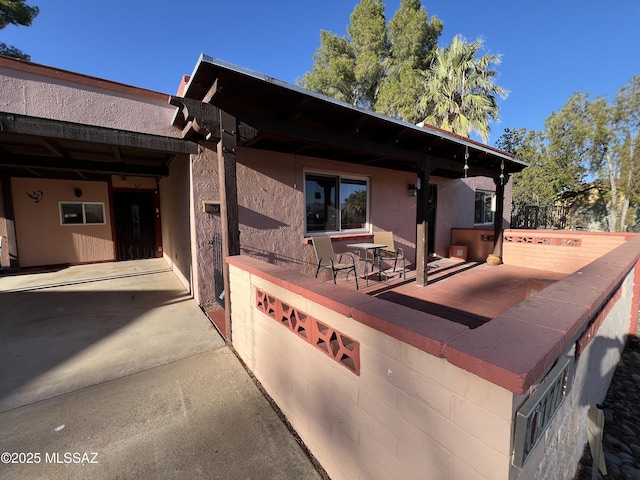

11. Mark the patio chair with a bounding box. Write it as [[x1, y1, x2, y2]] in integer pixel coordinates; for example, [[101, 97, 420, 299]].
[[374, 231, 406, 280], [311, 236, 359, 289]]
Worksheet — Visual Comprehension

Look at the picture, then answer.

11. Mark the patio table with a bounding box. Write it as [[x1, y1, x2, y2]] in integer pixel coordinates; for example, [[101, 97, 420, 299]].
[[346, 242, 388, 286]]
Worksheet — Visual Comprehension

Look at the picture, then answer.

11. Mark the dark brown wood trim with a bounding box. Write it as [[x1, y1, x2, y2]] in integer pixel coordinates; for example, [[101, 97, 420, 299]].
[[415, 158, 435, 287], [0, 153, 169, 177], [217, 109, 239, 343], [0, 112, 198, 154]]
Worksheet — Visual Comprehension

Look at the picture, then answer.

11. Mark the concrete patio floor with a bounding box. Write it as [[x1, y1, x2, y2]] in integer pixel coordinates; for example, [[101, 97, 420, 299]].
[[0, 259, 323, 480], [335, 257, 567, 328]]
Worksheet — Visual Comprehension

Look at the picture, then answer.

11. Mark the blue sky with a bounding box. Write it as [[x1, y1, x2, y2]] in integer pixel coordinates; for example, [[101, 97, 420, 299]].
[[2, 0, 639, 145]]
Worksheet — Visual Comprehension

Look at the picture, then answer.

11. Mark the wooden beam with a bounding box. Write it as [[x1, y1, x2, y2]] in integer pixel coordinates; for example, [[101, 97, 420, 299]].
[[112, 146, 122, 162], [168, 95, 258, 143], [0, 112, 198, 154], [202, 78, 220, 104], [0, 153, 169, 176], [39, 138, 67, 157], [222, 109, 498, 177], [415, 157, 435, 287], [23, 167, 43, 177], [217, 109, 239, 343]]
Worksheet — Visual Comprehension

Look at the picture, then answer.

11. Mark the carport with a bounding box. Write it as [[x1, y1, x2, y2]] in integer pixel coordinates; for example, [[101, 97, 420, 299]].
[[0, 259, 224, 411], [0, 260, 324, 479]]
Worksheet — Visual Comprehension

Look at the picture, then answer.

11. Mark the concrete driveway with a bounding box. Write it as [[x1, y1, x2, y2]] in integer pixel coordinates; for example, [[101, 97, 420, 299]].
[[0, 259, 323, 479], [0, 259, 224, 412]]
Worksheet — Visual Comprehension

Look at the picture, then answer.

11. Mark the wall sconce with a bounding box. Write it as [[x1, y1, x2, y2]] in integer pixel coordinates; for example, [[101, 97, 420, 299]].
[[74, 188, 83, 198], [408, 184, 417, 197]]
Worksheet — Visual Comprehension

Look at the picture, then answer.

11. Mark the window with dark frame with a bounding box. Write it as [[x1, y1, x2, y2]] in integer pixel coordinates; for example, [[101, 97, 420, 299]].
[[305, 173, 368, 234], [60, 202, 105, 225], [474, 191, 495, 225]]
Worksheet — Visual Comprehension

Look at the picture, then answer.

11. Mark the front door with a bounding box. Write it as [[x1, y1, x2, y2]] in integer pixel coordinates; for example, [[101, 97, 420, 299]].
[[113, 191, 158, 261]]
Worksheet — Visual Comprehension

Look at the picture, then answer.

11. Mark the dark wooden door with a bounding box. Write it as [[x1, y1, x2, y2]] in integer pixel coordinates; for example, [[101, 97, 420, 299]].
[[113, 191, 157, 260]]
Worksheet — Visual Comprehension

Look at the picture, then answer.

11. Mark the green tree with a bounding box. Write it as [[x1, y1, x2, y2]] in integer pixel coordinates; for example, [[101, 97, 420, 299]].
[[0, 0, 39, 60], [299, 0, 387, 108], [612, 76, 640, 231], [299, 0, 442, 120], [376, 0, 442, 123], [417, 35, 507, 142], [496, 128, 557, 205], [510, 76, 640, 232]]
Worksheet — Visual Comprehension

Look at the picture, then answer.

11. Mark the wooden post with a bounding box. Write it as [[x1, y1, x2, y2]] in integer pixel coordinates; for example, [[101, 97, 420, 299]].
[[492, 175, 510, 258], [217, 109, 240, 342], [415, 158, 433, 287]]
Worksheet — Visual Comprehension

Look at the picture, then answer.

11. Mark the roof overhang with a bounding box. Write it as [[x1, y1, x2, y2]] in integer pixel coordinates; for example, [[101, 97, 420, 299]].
[[172, 54, 527, 179], [0, 112, 198, 181]]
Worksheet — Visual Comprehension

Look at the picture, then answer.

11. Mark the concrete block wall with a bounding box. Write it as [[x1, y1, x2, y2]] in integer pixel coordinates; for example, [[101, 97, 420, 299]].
[[513, 269, 634, 480], [227, 232, 640, 480], [502, 230, 631, 274], [228, 257, 514, 480]]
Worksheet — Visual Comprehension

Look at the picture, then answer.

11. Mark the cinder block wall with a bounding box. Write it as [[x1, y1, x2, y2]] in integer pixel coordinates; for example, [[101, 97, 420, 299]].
[[512, 269, 634, 479], [227, 232, 640, 480], [502, 230, 632, 274], [228, 258, 514, 480]]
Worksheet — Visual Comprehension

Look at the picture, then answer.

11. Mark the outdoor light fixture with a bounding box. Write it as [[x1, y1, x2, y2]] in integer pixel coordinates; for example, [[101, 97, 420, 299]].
[[464, 145, 469, 178], [408, 184, 417, 196], [74, 188, 83, 198]]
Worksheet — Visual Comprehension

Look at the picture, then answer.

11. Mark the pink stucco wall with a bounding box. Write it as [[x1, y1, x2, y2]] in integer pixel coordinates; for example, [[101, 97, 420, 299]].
[[189, 144, 513, 307], [0, 57, 179, 137], [435, 176, 512, 257], [188, 148, 222, 307], [11, 178, 114, 267], [159, 159, 193, 292]]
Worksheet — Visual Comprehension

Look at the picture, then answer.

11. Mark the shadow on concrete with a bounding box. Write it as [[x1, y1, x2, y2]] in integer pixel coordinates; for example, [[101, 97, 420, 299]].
[[0, 264, 223, 412], [376, 290, 490, 329]]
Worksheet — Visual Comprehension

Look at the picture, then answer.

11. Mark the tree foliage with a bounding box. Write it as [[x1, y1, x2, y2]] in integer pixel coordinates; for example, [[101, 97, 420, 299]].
[[0, 0, 39, 60], [495, 128, 556, 205], [502, 76, 640, 232], [299, 0, 443, 123], [417, 35, 507, 142], [376, 0, 442, 123]]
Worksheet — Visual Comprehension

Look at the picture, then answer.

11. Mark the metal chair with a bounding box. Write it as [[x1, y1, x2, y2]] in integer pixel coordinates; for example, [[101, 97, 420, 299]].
[[373, 231, 406, 279], [311, 236, 358, 289]]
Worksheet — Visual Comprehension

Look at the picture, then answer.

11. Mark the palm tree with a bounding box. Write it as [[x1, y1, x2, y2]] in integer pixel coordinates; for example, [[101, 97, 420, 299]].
[[417, 35, 507, 142]]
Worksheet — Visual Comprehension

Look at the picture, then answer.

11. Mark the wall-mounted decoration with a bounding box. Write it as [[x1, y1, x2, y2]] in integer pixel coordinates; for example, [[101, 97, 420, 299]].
[[26, 190, 44, 203]]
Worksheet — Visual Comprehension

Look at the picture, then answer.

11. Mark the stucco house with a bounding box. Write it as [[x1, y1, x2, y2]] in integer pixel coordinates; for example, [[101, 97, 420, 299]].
[[2, 54, 639, 480], [0, 53, 525, 314]]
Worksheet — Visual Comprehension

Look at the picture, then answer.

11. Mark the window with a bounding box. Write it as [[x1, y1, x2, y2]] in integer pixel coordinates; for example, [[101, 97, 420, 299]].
[[60, 202, 105, 225], [474, 191, 495, 224], [305, 173, 368, 234]]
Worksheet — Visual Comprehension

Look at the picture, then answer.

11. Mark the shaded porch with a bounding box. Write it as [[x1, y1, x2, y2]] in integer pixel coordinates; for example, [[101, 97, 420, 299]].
[[225, 231, 640, 479], [320, 256, 567, 329]]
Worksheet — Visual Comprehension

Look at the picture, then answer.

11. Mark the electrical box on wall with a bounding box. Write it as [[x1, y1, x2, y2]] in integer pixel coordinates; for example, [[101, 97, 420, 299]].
[[203, 201, 221, 214]]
